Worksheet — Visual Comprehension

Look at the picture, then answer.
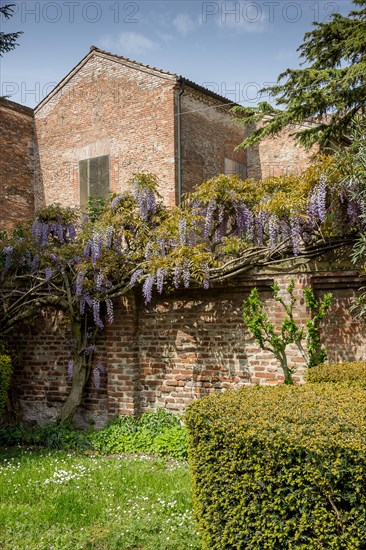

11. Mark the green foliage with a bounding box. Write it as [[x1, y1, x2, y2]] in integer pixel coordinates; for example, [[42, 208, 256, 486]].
[[0, 409, 187, 459], [185, 384, 366, 549], [0, 421, 90, 450], [0, 355, 12, 418], [303, 287, 333, 367], [91, 409, 187, 460], [242, 280, 332, 384], [87, 196, 107, 222], [234, 0, 366, 149], [0, 4, 23, 57], [306, 361, 366, 387]]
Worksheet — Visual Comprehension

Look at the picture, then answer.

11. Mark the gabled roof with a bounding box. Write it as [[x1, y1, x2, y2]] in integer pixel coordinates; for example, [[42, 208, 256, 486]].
[[35, 46, 236, 113]]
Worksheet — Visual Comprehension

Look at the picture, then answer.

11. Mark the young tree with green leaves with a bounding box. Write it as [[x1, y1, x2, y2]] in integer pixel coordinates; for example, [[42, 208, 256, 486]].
[[242, 280, 332, 384], [1, 161, 364, 419], [234, 0, 366, 149]]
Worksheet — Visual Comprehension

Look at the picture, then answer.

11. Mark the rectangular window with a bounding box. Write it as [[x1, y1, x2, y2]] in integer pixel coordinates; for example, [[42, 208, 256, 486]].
[[224, 158, 247, 179], [79, 155, 110, 206]]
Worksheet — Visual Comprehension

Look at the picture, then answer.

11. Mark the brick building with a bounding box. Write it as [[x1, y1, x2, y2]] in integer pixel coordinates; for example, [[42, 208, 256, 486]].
[[0, 99, 36, 235], [1, 46, 313, 233], [3, 48, 359, 426]]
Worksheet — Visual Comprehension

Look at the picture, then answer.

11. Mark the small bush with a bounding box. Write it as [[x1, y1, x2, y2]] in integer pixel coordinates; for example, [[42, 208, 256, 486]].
[[306, 361, 366, 387], [185, 384, 366, 550], [91, 409, 187, 459], [0, 355, 12, 417], [0, 421, 90, 450]]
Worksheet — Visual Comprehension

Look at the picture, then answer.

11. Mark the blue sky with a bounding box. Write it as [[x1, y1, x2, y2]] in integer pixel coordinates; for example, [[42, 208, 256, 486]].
[[1, 0, 353, 107]]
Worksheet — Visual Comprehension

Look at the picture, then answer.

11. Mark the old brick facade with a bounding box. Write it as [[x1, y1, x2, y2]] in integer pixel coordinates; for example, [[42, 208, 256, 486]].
[[1, 46, 314, 233], [0, 100, 36, 234], [10, 265, 366, 427], [3, 48, 362, 427]]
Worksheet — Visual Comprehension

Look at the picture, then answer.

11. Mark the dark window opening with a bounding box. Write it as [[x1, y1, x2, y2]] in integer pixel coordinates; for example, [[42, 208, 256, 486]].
[[79, 155, 110, 206], [224, 158, 247, 179]]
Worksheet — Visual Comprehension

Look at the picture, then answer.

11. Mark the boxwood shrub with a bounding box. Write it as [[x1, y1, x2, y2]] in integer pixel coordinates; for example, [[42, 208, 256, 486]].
[[306, 361, 366, 387], [0, 355, 12, 417], [185, 384, 366, 549]]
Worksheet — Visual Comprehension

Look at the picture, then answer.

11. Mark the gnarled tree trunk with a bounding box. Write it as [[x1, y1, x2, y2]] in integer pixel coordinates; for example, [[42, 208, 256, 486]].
[[59, 317, 93, 422]]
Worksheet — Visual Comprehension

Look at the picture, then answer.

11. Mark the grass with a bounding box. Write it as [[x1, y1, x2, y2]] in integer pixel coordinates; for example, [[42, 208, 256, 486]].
[[0, 447, 200, 550]]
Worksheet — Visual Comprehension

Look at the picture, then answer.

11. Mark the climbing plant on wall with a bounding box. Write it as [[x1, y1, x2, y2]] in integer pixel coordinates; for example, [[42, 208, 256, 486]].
[[1, 156, 365, 420]]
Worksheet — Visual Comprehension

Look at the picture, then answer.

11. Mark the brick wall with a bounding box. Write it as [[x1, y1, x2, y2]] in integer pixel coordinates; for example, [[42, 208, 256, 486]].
[[34, 51, 178, 209], [10, 270, 366, 425], [10, 310, 108, 428], [247, 123, 317, 180], [0, 99, 35, 234], [180, 87, 246, 195]]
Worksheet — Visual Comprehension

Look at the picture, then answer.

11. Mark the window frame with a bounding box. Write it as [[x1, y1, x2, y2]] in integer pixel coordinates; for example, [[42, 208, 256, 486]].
[[79, 154, 110, 206]]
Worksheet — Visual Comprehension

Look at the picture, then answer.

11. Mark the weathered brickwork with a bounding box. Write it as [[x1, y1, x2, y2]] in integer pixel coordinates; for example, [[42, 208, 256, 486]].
[[247, 123, 317, 180], [34, 50, 178, 208], [11, 271, 366, 425], [10, 310, 108, 428], [1, 48, 315, 222], [180, 87, 246, 195], [0, 100, 35, 234]]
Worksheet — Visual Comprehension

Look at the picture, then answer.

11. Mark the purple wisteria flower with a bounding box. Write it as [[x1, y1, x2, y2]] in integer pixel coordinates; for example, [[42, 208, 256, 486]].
[[84, 242, 91, 257], [179, 217, 187, 246], [142, 274, 154, 304], [67, 360, 73, 381], [156, 268, 165, 294], [67, 223, 76, 242], [84, 293, 93, 307], [92, 299, 104, 329], [3, 246, 13, 272], [173, 266, 181, 289], [105, 299, 114, 325], [45, 266, 53, 283], [111, 195, 123, 210], [93, 367, 100, 389], [97, 363, 106, 374], [134, 184, 157, 221], [75, 270, 86, 296], [268, 215, 279, 248], [234, 201, 251, 236], [290, 215, 301, 256], [106, 228, 113, 249], [145, 243, 152, 261], [182, 263, 190, 289], [130, 269, 144, 288], [95, 272, 104, 292], [307, 175, 327, 226], [84, 344, 97, 356], [203, 264, 210, 290], [204, 200, 217, 238], [91, 233, 103, 266], [79, 295, 86, 315]]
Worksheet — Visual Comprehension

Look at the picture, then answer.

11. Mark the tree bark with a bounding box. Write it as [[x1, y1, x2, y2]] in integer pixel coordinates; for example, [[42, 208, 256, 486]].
[[59, 354, 90, 422], [59, 318, 91, 422]]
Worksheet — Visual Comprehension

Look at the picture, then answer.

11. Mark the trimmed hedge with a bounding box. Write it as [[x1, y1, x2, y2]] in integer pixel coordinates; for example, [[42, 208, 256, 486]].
[[0, 355, 12, 417], [185, 385, 366, 549], [307, 361, 366, 387]]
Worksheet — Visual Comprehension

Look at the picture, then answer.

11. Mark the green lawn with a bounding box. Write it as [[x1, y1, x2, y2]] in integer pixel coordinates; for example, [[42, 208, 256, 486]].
[[0, 448, 200, 550]]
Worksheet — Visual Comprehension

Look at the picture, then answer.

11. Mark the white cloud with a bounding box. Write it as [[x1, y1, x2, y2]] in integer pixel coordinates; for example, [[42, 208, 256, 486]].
[[173, 13, 195, 36], [214, 2, 267, 34], [100, 32, 157, 57]]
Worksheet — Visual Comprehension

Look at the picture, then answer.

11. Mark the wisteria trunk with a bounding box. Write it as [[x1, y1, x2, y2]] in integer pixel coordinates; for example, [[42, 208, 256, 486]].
[[59, 355, 89, 421], [59, 318, 90, 422]]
